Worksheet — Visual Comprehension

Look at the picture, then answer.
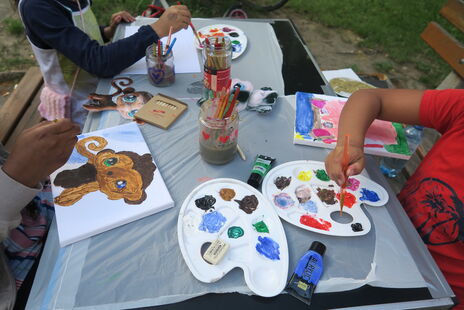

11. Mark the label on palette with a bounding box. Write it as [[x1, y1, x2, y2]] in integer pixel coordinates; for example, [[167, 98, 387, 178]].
[[195, 24, 248, 59], [262, 160, 389, 237], [177, 178, 289, 297]]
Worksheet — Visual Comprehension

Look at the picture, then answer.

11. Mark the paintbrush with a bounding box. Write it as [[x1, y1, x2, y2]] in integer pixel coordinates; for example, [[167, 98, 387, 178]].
[[165, 26, 173, 54], [176, 1, 202, 47], [340, 134, 350, 216]]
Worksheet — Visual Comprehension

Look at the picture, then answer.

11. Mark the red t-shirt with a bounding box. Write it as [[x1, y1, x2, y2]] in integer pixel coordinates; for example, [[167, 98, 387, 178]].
[[398, 89, 464, 309]]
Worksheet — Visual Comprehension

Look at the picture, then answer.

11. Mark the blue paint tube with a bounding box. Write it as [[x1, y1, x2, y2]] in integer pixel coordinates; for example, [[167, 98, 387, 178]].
[[286, 241, 326, 305]]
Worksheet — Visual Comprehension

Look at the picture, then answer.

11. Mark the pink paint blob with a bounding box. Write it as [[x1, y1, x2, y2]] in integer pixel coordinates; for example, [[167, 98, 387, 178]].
[[323, 139, 337, 144], [313, 128, 331, 137], [311, 99, 326, 109], [346, 178, 360, 191]]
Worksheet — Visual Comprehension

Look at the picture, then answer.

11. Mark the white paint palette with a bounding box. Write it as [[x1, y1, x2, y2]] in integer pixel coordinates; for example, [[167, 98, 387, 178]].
[[262, 160, 389, 237], [177, 178, 288, 297], [195, 24, 248, 59]]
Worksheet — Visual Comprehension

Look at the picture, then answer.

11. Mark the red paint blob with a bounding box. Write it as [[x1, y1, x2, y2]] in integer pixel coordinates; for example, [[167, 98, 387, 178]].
[[300, 215, 332, 231], [335, 192, 357, 208]]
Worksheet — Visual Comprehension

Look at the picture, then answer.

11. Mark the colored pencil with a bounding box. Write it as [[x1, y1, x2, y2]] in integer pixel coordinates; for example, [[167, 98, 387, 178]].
[[165, 37, 177, 56], [223, 85, 241, 119], [157, 40, 161, 60], [340, 134, 350, 216]]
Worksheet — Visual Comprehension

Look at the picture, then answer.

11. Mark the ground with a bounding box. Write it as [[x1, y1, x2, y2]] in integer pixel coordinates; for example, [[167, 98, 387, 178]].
[[0, 2, 428, 104]]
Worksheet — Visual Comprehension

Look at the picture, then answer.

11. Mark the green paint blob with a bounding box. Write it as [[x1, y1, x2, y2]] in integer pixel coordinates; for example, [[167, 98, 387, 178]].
[[228, 226, 244, 239], [231, 40, 240, 44], [253, 221, 269, 233], [384, 123, 412, 155], [315, 169, 330, 181]]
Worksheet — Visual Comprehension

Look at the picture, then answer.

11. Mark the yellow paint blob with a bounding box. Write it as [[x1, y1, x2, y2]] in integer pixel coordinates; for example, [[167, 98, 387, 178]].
[[297, 170, 312, 181]]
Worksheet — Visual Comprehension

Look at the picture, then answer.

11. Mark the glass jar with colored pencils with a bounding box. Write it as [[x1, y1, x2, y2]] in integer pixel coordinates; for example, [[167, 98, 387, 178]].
[[146, 42, 175, 87], [201, 36, 232, 102], [199, 88, 240, 165]]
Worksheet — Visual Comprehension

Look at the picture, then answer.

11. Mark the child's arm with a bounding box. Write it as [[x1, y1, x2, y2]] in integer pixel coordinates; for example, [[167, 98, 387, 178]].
[[325, 89, 424, 186]]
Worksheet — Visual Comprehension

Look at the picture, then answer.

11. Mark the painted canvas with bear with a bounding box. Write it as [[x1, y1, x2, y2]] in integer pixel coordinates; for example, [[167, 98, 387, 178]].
[[50, 122, 174, 247]]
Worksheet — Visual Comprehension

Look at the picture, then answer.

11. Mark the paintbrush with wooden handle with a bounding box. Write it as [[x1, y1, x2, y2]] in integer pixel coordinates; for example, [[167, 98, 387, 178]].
[[340, 134, 350, 216]]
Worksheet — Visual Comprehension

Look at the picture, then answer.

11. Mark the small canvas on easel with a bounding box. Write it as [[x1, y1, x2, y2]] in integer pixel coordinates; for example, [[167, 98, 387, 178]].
[[50, 122, 174, 247], [294, 92, 411, 159]]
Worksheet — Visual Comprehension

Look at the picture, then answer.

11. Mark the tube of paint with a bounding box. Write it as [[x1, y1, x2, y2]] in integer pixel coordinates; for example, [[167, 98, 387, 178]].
[[247, 154, 275, 188], [286, 241, 326, 305]]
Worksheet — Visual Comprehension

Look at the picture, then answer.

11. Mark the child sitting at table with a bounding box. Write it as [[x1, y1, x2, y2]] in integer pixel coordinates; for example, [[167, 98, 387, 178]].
[[15, 0, 191, 126], [324, 88, 464, 309], [0, 119, 80, 309]]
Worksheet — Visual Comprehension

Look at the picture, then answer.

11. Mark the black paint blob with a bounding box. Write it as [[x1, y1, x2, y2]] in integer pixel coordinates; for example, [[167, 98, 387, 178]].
[[351, 222, 363, 232], [195, 195, 216, 211]]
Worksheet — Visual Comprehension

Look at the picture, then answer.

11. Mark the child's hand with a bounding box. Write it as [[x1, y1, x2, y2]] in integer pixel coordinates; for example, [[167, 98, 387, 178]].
[[325, 144, 365, 186], [104, 11, 136, 40], [151, 5, 191, 37], [2, 119, 80, 188]]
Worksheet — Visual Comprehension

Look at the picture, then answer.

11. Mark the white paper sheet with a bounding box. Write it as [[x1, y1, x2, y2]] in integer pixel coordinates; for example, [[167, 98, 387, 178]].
[[120, 26, 201, 75]]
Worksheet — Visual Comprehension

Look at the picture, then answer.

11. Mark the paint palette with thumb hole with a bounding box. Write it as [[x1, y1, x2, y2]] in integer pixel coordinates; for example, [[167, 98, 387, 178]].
[[177, 178, 289, 297], [262, 160, 389, 236]]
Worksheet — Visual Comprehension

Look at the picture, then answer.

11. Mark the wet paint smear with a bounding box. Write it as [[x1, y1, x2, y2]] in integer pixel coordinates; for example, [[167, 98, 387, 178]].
[[297, 170, 312, 181], [360, 188, 380, 202], [295, 185, 311, 203], [300, 214, 332, 231], [232, 43, 242, 53], [219, 188, 236, 201], [274, 176, 292, 190], [228, 32, 239, 37], [195, 195, 216, 211], [351, 222, 363, 232], [235, 195, 259, 214], [253, 220, 269, 233], [346, 178, 360, 191], [273, 193, 295, 209], [256, 236, 280, 260], [300, 200, 317, 213], [335, 192, 357, 207], [199, 211, 226, 233], [228, 226, 244, 238], [316, 188, 337, 205], [315, 169, 330, 181]]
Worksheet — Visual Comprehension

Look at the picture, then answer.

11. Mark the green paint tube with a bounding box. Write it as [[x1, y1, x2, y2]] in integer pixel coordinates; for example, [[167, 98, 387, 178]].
[[247, 154, 275, 188]]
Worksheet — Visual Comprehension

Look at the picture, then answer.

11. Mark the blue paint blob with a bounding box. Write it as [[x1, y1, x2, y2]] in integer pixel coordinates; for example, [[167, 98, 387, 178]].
[[300, 200, 317, 213], [256, 236, 280, 260], [199, 211, 226, 233], [295, 92, 315, 136], [231, 43, 242, 53], [359, 188, 380, 202], [273, 193, 295, 209]]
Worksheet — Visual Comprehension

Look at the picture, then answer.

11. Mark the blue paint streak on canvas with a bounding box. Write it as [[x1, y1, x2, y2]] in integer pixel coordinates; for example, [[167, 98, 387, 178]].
[[295, 92, 315, 135], [199, 211, 227, 233], [67, 148, 88, 164], [300, 200, 317, 213], [256, 236, 280, 260], [360, 188, 380, 202]]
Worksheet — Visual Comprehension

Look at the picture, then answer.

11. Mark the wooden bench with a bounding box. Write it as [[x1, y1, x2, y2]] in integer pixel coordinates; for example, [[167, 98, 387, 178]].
[[0, 66, 44, 151]]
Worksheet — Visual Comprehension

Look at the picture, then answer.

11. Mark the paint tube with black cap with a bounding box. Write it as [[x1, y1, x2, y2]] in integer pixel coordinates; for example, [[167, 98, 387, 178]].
[[286, 241, 326, 305], [247, 154, 275, 188]]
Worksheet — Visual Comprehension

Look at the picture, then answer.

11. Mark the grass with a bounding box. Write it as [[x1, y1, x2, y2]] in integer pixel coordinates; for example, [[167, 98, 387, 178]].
[[286, 0, 464, 87], [2, 17, 23, 36]]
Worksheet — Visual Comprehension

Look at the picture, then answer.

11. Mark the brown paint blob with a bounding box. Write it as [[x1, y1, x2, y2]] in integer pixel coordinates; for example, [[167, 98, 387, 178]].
[[219, 188, 236, 201], [274, 176, 292, 190], [235, 195, 259, 214], [316, 188, 337, 205]]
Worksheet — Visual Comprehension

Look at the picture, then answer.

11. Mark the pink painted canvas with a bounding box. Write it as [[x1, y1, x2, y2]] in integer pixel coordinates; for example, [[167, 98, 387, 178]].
[[294, 92, 410, 159]]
